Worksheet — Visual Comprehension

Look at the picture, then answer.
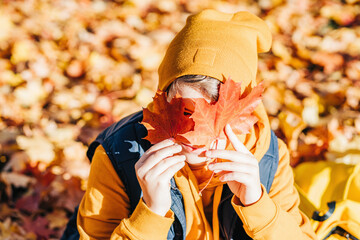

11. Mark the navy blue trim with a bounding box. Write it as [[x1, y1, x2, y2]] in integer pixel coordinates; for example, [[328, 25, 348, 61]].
[[168, 178, 186, 240], [259, 130, 279, 193], [60, 206, 80, 240]]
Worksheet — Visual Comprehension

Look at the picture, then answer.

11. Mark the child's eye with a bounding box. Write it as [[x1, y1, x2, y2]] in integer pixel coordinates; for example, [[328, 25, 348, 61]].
[[183, 108, 193, 116]]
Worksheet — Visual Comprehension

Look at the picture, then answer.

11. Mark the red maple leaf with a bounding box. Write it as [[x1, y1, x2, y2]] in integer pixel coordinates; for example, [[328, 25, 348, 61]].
[[180, 78, 264, 148], [141, 91, 194, 144], [15, 164, 56, 213], [22, 215, 54, 239]]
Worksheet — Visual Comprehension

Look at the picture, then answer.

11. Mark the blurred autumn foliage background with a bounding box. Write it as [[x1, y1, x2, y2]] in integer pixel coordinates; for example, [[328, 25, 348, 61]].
[[0, 0, 359, 239]]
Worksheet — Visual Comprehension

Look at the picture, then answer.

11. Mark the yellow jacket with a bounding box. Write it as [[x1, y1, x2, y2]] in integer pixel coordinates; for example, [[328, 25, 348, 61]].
[[77, 138, 316, 239]]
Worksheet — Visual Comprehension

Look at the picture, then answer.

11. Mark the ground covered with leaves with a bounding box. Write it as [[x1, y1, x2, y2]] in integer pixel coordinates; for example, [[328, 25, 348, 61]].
[[0, 0, 359, 239]]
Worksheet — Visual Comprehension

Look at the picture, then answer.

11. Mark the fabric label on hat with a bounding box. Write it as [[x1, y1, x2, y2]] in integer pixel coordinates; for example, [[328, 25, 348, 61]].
[[193, 48, 216, 66]]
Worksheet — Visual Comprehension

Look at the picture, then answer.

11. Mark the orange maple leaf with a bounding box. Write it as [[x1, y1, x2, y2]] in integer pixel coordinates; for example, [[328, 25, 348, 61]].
[[180, 78, 264, 148], [142, 91, 194, 144]]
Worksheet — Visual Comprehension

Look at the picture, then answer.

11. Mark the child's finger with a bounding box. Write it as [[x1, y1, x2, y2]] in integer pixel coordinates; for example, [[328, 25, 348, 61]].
[[225, 124, 251, 154], [218, 172, 252, 184], [146, 138, 175, 155], [158, 161, 186, 182], [206, 149, 255, 165], [137, 144, 182, 174], [208, 162, 257, 173], [149, 155, 186, 177]]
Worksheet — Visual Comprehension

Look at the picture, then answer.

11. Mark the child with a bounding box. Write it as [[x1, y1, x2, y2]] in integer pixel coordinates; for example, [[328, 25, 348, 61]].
[[75, 9, 317, 240]]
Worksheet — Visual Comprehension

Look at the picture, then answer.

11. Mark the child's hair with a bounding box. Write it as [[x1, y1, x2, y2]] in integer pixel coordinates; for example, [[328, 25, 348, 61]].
[[167, 75, 220, 102]]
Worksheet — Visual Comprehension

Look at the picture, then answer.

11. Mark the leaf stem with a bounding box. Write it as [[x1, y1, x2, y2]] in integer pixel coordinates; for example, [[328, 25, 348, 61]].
[[198, 138, 219, 197]]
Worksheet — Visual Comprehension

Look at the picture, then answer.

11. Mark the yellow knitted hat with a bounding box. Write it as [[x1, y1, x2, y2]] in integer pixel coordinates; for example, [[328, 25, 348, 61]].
[[158, 9, 272, 91]]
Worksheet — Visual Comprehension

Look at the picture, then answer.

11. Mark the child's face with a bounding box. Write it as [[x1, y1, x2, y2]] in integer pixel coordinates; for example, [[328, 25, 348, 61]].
[[176, 85, 226, 167]]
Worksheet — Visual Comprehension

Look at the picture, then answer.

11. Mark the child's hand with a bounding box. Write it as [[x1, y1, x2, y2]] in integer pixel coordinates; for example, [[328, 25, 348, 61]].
[[135, 139, 185, 216], [206, 124, 262, 206]]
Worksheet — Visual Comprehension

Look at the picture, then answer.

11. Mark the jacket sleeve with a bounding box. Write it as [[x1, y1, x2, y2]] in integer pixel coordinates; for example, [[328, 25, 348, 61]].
[[230, 138, 317, 240], [77, 145, 175, 240]]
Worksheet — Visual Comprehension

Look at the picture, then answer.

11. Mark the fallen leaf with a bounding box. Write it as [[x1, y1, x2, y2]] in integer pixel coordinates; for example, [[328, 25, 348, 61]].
[[66, 59, 84, 78], [16, 134, 55, 168], [21, 215, 54, 239], [0, 172, 35, 188], [46, 209, 69, 229]]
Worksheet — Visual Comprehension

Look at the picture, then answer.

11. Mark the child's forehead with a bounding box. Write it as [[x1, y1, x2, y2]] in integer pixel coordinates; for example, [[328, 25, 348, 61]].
[[177, 85, 211, 103], [177, 85, 204, 98]]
